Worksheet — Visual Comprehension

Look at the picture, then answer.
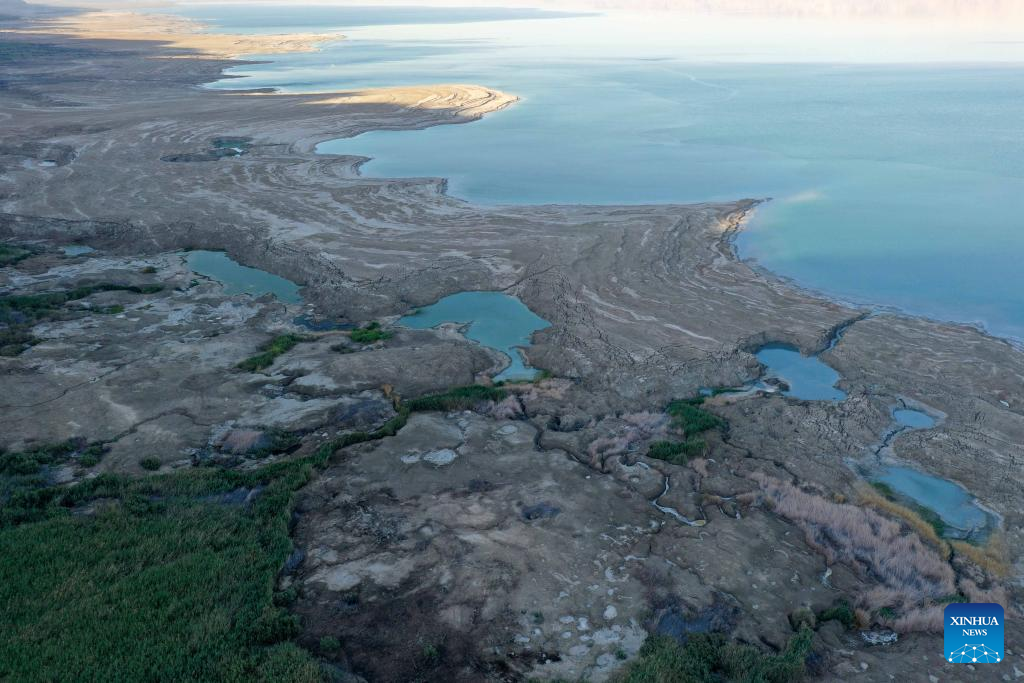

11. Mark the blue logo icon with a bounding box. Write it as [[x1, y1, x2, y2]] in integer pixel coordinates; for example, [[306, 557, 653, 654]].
[[944, 603, 1004, 664]]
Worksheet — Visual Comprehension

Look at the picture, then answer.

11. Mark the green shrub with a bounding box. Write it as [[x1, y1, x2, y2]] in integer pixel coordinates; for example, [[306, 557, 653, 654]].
[[616, 627, 813, 683], [0, 244, 34, 266], [647, 437, 707, 465], [818, 600, 855, 629], [405, 385, 508, 412], [139, 457, 161, 471], [349, 321, 392, 344], [237, 334, 309, 372], [0, 455, 328, 681], [319, 636, 340, 653], [0, 283, 163, 322], [666, 398, 725, 435]]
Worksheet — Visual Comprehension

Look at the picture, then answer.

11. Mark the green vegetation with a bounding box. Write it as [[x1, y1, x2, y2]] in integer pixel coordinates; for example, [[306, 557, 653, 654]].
[[877, 607, 896, 620], [0, 282, 163, 356], [0, 326, 40, 357], [140, 266, 158, 274], [615, 628, 814, 683], [870, 481, 896, 498], [405, 384, 508, 412], [667, 397, 725, 435], [318, 637, 340, 653], [349, 321, 392, 344], [939, 593, 968, 604], [646, 397, 723, 464], [1, 439, 105, 478], [0, 381, 514, 681], [237, 334, 309, 372], [0, 455, 328, 682], [817, 600, 855, 629], [139, 457, 161, 471], [647, 437, 707, 465], [0, 283, 163, 321], [0, 244, 34, 266]]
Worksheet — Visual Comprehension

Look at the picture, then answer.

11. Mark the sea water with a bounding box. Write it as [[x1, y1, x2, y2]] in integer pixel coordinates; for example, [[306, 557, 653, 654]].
[[180, 4, 1024, 341]]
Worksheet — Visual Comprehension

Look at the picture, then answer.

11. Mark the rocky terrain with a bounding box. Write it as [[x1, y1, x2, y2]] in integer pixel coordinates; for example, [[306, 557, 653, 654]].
[[1, 9, 1021, 683]]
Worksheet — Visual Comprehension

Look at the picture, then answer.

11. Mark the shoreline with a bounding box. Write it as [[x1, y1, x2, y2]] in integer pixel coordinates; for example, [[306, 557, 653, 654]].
[[2, 13, 1022, 681]]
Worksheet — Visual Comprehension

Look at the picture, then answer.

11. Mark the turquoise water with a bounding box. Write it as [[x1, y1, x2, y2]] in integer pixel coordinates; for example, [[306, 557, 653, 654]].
[[185, 250, 302, 303], [61, 245, 94, 256], [875, 465, 990, 537], [187, 6, 1024, 341], [755, 343, 845, 402], [398, 291, 550, 381], [893, 408, 937, 429]]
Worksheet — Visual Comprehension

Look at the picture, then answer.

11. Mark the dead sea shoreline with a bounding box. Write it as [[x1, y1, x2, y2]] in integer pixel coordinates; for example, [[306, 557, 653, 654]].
[[1, 11, 1022, 682]]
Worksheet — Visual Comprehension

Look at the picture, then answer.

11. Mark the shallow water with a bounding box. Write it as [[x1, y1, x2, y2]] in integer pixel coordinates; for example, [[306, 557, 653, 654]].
[[893, 408, 937, 429], [185, 250, 301, 304], [755, 343, 845, 402], [185, 5, 1024, 341], [874, 465, 990, 537], [61, 245, 94, 256], [398, 291, 550, 381]]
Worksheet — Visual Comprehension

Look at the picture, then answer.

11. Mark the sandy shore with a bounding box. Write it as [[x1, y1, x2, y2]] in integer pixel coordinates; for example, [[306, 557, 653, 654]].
[[13, 10, 338, 58], [1, 13, 1022, 683]]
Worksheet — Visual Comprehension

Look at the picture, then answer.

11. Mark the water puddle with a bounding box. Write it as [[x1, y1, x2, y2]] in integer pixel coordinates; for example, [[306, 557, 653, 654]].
[[755, 343, 846, 401], [872, 465, 992, 540], [398, 291, 549, 381], [185, 250, 302, 304], [893, 408, 936, 429], [61, 245, 95, 256]]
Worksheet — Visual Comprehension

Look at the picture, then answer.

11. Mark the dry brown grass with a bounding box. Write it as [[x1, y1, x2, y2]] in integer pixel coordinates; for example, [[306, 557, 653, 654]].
[[752, 473, 956, 603], [951, 532, 1010, 578], [856, 483, 950, 559]]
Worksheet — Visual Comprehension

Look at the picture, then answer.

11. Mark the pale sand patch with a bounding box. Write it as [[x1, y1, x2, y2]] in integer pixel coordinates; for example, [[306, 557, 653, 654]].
[[14, 10, 337, 59]]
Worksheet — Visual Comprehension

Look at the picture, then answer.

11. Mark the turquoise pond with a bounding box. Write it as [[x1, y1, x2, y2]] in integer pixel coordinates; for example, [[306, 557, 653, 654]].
[[874, 465, 990, 537], [185, 250, 302, 304], [893, 408, 937, 429], [179, 4, 1024, 342], [755, 344, 845, 402], [398, 291, 550, 381]]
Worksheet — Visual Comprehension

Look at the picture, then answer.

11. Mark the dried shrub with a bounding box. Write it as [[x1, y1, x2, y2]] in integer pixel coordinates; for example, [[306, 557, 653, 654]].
[[951, 533, 1010, 578], [751, 474, 956, 606], [857, 483, 950, 559]]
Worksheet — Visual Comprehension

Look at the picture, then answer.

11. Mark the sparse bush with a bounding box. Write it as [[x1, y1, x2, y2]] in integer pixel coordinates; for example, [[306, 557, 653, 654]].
[[139, 457, 161, 471], [0, 244, 34, 266], [319, 636, 341, 653], [349, 321, 392, 344], [140, 266, 158, 274], [818, 600, 855, 628], [615, 627, 813, 683], [237, 333, 309, 372], [789, 608, 816, 631]]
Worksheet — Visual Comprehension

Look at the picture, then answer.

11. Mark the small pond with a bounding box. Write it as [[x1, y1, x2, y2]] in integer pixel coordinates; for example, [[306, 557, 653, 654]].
[[755, 343, 846, 401], [185, 250, 302, 304], [893, 408, 936, 429], [873, 465, 992, 539], [398, 291, 550, 381], [61, 245, 95, 256]]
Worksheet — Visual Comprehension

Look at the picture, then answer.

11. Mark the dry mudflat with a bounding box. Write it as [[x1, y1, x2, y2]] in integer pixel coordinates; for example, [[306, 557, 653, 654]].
[[1, 10, 1022, 682]]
